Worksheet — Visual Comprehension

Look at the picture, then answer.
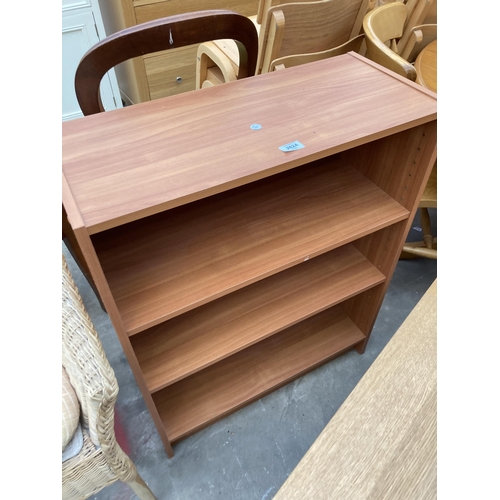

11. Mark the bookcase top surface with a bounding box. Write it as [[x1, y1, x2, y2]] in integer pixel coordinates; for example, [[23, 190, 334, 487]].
[[63, 52, 436, 233]]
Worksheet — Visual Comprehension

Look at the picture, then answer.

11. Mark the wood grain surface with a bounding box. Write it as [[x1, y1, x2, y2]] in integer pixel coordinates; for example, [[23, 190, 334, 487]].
[[92, 158, 408, 334], [153, 306, 366, 442], [132, 245, 385, 392], [62, 52, 437, 455], [62, 53, 436, 233], [274, 280, 437, 499]]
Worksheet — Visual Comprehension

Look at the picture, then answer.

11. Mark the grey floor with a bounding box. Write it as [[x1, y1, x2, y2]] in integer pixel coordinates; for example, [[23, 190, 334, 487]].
[[63, 209, 437, 500]]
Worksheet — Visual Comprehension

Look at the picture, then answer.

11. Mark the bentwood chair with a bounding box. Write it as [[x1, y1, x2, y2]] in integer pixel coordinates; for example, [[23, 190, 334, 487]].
[[62, 255, 156, 499], [196, 0, 370, 89], [399, 22, 437, 63], [389, 0, 436, 56], [363, 1, 436, 75], [362, 2, 417, 80], [74, 10, 258, 115]]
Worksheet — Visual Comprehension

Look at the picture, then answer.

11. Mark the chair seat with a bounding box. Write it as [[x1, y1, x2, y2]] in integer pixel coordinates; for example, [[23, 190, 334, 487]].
[[62, 424, 84, 462]]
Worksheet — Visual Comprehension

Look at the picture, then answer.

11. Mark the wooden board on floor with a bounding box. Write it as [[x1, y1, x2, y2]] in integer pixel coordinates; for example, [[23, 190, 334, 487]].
[[274, 279, 437, 500]]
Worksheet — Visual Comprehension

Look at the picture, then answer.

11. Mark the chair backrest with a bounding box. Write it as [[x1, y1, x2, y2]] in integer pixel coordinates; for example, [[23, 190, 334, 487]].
[[397, 0, 435, 52], [257, 0, 370, 74], [256, 0, 318, 24], [75, 10, 259, 116], [399, 23, 437, 63], [373, 0, 436, 51], [363, 2, 417, 80], [269, 33, 365, 71]]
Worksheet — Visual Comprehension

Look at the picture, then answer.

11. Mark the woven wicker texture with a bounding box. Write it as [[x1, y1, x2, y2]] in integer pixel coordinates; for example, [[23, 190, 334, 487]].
[[62, 255, 156, 500]]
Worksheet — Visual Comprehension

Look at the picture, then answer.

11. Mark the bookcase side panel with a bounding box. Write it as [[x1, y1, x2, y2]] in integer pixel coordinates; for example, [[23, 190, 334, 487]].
[[341, 121, 437, 352], [74, 227, 175, 457]]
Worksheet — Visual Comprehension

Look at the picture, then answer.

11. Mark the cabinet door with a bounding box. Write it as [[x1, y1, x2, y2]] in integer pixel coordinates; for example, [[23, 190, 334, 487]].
[[62, 11, 121, 120]]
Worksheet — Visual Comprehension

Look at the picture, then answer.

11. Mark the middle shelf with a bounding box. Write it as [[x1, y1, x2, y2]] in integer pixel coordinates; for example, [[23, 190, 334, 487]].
[[132, 244, 385, 393]]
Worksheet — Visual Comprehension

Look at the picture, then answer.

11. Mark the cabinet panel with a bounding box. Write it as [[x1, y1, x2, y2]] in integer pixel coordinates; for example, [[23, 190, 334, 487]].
[[62, 0, 91, 11], [62, 12, 121, 120], [135, 0, 259, 24]]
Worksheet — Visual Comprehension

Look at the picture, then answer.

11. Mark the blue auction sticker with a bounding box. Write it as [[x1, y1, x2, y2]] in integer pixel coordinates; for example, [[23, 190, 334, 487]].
[[250, 124, 262, 130], [279, 140, 305, 152]]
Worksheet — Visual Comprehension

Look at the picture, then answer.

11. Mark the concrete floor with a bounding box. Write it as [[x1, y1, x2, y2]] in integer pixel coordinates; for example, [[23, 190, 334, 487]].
[[63, 209, 437, 500]]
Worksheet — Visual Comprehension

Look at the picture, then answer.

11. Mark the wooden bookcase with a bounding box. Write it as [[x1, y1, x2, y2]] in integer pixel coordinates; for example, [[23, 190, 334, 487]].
[[62, 53, 437, 457]]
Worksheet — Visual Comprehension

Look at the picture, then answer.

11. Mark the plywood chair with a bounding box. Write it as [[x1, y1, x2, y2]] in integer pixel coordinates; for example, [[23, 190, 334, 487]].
[[362, 1, 417, 80], [197, 0, 370, 89], [270, 34, 365, 71], [74, 10, 259, 115], [369, 0, 436, 53], [62, 255, 156, 499], [396, 0, 436, 53]]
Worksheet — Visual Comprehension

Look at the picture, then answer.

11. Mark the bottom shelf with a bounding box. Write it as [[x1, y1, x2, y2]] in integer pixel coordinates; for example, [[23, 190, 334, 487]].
[[153, 306, 365, 442]]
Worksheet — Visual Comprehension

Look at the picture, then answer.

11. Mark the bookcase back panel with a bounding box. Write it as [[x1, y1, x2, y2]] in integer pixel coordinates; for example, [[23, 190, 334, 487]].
[[344, 121, 437, 211]]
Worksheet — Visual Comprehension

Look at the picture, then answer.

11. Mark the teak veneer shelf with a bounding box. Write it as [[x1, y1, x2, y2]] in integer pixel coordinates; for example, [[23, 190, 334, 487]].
[[154, 306, 367, 442], [63, 53, 437, 458], [92, 159, 407, 334], [132, 245, 386, 392]]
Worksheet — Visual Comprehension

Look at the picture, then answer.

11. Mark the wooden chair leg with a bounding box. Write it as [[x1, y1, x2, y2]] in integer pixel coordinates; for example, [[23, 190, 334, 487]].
[[420, 207, 433, 249], [400, 206, 437, 260], [400, 243, 437, 259]]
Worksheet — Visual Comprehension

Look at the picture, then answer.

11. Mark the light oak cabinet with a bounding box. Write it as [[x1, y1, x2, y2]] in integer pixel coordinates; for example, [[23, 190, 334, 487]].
[[98, 0, 259, 103], [63, 54, 437, 457]]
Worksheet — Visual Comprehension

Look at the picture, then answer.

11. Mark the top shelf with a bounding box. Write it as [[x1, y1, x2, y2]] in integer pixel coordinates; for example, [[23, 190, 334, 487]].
[[62, 53, 437, 233]]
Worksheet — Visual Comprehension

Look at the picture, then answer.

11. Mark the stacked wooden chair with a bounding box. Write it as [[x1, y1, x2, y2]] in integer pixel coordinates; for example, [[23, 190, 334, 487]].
[[400, 22, 437, 65], [196, 0, 371, 88], [363, 0, 436, 78], [363, 1, 417, 79]]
